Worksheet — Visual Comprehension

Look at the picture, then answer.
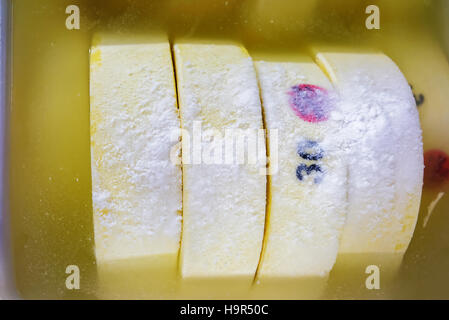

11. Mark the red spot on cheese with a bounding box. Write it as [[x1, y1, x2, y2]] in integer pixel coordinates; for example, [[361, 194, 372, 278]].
[[424, 149, 449, 188], [288, 84, 330, 123]]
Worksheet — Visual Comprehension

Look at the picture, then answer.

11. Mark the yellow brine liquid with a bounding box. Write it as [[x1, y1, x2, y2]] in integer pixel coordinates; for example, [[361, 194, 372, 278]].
[[8, 0, 449, 299]]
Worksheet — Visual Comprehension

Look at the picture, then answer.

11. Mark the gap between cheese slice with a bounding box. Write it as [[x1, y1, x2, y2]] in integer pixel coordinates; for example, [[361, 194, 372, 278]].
[[314, 51, 423, 297], [90, 34, 182, 299], [174, 43, 266, 298], [253, 59, 347, 299]]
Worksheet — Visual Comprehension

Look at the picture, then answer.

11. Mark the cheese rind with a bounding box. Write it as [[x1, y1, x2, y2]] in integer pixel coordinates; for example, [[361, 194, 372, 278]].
[[315, 52, 423, 255], [174, 43, 266, 283], [90, 35, 182, 298], [254, 60, 347, 282]]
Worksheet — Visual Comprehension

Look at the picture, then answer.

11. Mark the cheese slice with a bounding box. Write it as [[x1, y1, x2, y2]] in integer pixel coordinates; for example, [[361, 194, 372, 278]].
[[174, 43, 266, 297], [376, 27, 449, 299], [314, 52, 423, 297], [315, 52, 423, 256], [379, 27, 449, 232], [253, 59, 347, 298], [90, 35, 182, 299]]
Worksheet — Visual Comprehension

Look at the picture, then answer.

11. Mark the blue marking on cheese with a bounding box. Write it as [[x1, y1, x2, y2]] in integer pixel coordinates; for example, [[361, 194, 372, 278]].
[[296, 163, 323, 182], [297, 140, 324, 161]]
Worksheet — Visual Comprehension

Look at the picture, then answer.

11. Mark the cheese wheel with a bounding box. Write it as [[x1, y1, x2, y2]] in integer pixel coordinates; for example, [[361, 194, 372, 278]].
[[253, 59, 347, 298], [90, 35, 182, 299], [174, 43, 266, 297]]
